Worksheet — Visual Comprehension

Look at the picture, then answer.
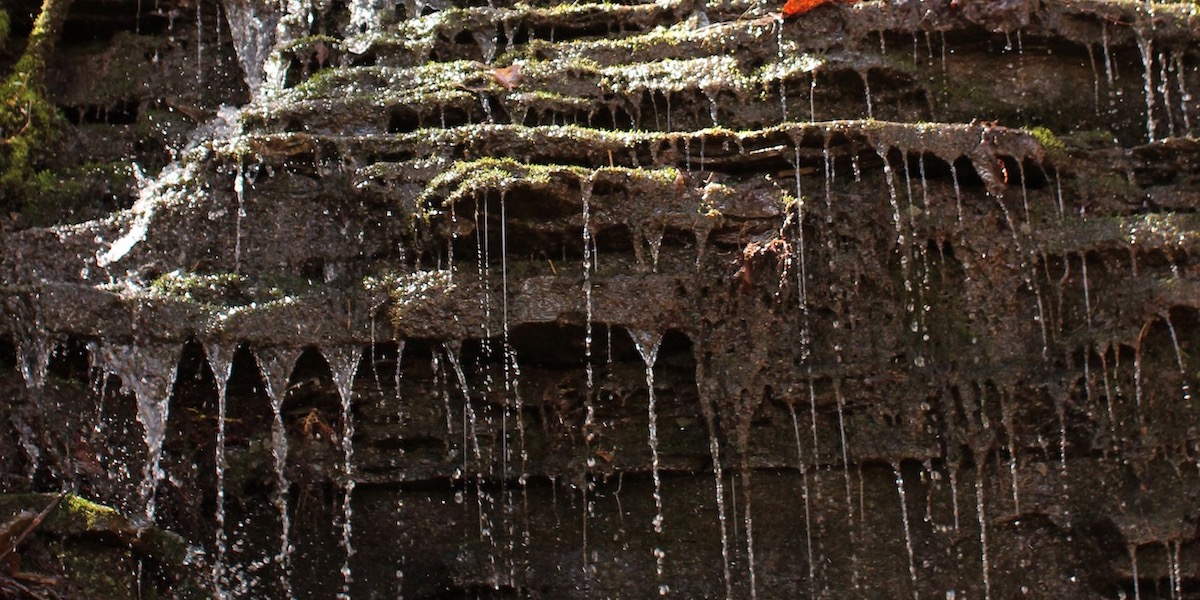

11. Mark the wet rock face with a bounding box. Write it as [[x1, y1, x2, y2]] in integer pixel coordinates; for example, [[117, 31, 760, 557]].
[[3, 0, 1200, 598]]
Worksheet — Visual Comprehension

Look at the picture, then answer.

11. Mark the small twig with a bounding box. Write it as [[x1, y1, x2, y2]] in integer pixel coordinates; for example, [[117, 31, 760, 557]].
[[0, 493, 65, 564], [1, 575, 50, 600], [0, 99, 36, 146]]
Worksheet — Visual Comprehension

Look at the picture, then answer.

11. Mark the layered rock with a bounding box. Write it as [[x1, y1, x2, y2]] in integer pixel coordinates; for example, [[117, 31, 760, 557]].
[[2, 0, 1200, 597]]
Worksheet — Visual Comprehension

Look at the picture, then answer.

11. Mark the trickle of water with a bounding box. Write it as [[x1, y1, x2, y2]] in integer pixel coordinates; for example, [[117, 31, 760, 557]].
[[1158, 51, 1177, 138], [1134, 321, 1149, 419], [1099, 344, 1119, 443], [893, 463, 920, 600], [948, 464, 961, 532], [324, 345, 363, 600], [704, 89, 720, 127], [696, 361, 733, 600], [975, 462, 992, 600], [1053, 393, 1070, 525], [998, 391, 1020, 514], [481, 95, 495, 123], [1087, 44, 1102, 114], [473, 30, 498, 63], [582, 177, 595, 391], [1130, 543, 1142, 600], [17, 331, 52, 391], [665, 92, 673, 132], [794, 146, 812, 360], [233, 160, 247, 274], [788, 404, 817, 599], [580, 174, 597, 583], [93, 342, 183, 523], [1136, 34, 1158, 142], [629, 329, 667, 591], [809, 73, 817, 121], [221, 0, 280, 97], [1081, 250, 1093, 329], [834, 383, 860, 590], [1175, 53, 1193, 135], [949, 162, 963, 223], [647, 226, 666, 272], [1101, 24, 1118, 115], [196, 0, 204, 88], [1172, 540, 1183, 599], [989, 191, 1049, 358], [203, 341, 237, 598], [253, 346, 301, 599], [859, 69, 874, 118], [1163, 313, 1193, 406], [777, 17, 788, 121]]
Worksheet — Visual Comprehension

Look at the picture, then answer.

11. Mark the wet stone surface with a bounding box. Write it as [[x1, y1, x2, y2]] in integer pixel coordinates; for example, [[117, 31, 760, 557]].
[[2, 0, 1200, 598]]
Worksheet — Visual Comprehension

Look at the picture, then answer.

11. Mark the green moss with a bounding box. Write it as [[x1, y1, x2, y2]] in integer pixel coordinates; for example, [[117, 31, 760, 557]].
[[60, 494, 120, 530], [1026, 126, 1067, 162], [0, 0, 73, 222], [149, 270, 248, 304], [0, 10, 9, 44], [419, 157, 589, 207], [1059, 129, 1119, 151]]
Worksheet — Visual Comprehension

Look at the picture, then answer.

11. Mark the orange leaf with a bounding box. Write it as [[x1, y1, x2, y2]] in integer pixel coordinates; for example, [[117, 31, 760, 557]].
[[782, 0, 857, 19], [492, 63, 522, 91]]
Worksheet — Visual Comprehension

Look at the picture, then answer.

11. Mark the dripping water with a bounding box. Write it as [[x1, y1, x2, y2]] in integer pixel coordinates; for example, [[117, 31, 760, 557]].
[[976, 461, 992, 600], [93, 343, 182, 523], [998, 390, 1020, 514], [581, 174, 596, 583], [697, 360, 733, 600], [1175, 53, 1192, 135], [834, 382, 860, 591], [254, 347, 301, 600], [1130, 543, 1142, 600], [1136, 34, 1158, 142], [324, 346, 363, 600], [893, 463, 920, 600], [860, 70, 874, 118], [629, 329, 668, 595], [203, 342, 236, 598], [788, 404, 817, 599]]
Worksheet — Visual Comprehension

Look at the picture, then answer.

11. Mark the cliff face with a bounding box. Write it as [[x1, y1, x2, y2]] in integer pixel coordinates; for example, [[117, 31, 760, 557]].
[[2, 0, 1200, 598]]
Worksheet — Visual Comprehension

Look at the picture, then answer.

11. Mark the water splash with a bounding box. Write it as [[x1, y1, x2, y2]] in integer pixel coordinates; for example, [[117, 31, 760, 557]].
[[253, 346, 301, 599], [323, 345, 364, 600]]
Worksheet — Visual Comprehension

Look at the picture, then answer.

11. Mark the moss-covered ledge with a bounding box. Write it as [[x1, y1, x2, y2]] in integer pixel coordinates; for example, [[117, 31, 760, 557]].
[[0, 493, 209, 599]]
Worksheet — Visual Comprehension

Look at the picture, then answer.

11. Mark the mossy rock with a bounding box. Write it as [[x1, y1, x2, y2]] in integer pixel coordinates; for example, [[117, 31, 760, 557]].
[[0, 493, 210, 599]]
